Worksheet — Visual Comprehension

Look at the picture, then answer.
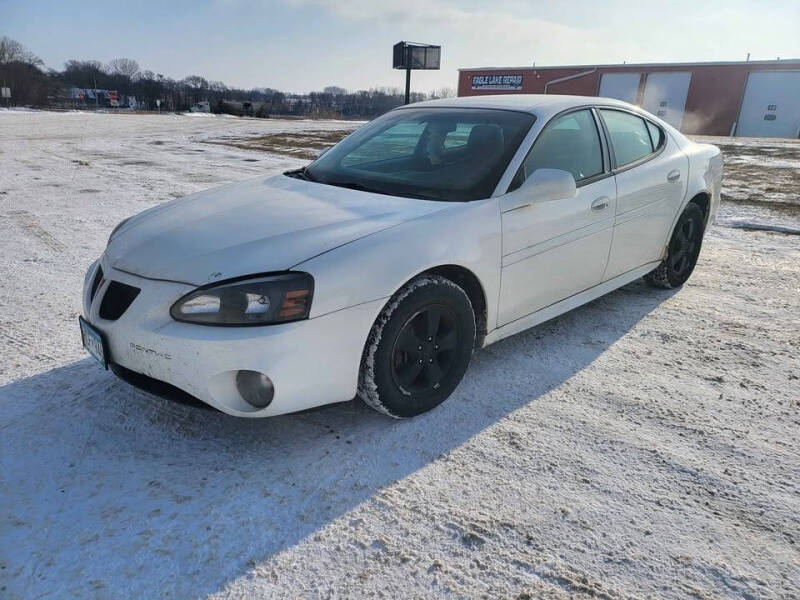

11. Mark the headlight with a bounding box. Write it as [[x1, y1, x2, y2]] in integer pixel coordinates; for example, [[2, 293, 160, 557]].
[[108, 217, 131, 245], [170, 272, 314, 326]]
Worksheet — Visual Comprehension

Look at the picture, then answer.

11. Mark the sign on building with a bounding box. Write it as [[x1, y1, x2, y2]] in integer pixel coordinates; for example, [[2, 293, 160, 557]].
[[471, 74, 523, 91], [1, 87, 11, 98]]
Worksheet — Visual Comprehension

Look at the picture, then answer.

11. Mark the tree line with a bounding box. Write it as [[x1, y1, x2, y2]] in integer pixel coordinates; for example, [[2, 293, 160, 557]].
[[0, 36, 455, 119]]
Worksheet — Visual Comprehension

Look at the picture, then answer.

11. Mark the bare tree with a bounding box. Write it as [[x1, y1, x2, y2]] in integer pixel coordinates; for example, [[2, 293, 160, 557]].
[[0, 37, 50, 105], [429, 87, 455, 99], [63, 60, 105, 88], [0, 36, 43, 66], [183, 75, 209, 89], [106, 58, 140, 81]]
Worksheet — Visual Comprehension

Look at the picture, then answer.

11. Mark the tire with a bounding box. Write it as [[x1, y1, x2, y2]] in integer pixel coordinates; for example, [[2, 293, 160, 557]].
[[645, 202, 705, 289], [358, 275, 476, 418]]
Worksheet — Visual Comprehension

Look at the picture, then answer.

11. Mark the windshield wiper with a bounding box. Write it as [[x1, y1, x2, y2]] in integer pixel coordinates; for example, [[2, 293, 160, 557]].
[[284, 166, 317, 182], [325, 181, 440, 201], [288, 173, 443, 201], [326, 180, 380, 193]]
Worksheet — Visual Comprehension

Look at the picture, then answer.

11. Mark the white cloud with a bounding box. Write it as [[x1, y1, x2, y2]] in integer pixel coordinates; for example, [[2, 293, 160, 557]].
[[285, 0, 639, 68]]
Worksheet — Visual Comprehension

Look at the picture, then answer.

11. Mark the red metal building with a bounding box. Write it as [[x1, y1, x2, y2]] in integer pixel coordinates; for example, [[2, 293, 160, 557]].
[[458, 60, 800, 138]]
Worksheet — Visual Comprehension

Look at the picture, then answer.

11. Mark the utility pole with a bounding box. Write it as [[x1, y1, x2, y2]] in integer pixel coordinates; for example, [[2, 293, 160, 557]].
[[93, 76, 99, 110]]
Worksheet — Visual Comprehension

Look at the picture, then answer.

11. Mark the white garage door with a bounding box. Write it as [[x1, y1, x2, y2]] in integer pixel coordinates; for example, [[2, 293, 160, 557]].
[[641, 72, 692, 129], [736, 71, 800, 138], [599, 73, 641, 103]]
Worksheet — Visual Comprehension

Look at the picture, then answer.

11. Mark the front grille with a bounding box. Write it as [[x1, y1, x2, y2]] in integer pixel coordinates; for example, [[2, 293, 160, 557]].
[[99, 281, 140, 320], [89, 265, 104, 302]]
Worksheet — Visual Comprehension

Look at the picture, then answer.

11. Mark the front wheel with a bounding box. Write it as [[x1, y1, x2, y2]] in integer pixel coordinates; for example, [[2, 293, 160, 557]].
[[358, 275, 476, 418], [645, 202, 705, 289]]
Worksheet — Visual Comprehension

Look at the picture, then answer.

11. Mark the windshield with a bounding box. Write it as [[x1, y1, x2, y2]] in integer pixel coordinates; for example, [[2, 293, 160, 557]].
[[303, 108, 536, 202]]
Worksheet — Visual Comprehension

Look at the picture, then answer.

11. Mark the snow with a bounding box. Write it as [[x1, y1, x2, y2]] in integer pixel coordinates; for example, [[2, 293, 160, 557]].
[[178, 111, 240, 118], [1, 111, 799, 598], [724, 220, 800, 235]]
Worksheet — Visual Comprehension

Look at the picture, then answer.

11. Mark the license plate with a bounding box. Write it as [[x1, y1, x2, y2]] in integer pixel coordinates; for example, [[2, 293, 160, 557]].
[[79, 316, 108, 369]]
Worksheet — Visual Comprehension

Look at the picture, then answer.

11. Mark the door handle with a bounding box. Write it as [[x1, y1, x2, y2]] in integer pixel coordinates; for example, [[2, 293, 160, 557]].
[[591, 196, 610, 211], [667, 169, 681, 182]]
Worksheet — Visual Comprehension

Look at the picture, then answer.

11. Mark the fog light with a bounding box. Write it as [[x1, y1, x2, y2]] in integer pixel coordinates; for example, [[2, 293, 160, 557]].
[[235, 370, 274, 408]]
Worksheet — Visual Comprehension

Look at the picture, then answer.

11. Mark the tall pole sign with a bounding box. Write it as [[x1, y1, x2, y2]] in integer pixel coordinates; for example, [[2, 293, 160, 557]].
[[393, 42, 441, 105]]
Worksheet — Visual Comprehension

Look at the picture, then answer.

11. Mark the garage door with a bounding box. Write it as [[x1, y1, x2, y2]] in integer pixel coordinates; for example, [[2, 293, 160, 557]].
[[641, 72, 692, 129], [736, 71, 800, 138], [599, 73, 641, 103]]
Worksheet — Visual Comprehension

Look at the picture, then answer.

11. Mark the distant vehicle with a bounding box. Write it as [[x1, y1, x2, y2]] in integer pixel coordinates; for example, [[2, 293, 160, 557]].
[[80, 95, 723, 418], [189, 101, 210, 113]]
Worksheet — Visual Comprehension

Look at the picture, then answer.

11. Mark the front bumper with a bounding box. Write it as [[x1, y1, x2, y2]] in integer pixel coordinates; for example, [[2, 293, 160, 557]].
[[82, 259, 385, 417]]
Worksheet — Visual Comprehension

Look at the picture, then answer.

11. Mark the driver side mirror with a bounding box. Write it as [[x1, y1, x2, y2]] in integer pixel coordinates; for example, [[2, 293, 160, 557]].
[[518, 168, 577, 203]]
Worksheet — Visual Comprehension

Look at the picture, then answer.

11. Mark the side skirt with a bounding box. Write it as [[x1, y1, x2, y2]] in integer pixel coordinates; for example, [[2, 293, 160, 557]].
[[482, 261, 661, 347]]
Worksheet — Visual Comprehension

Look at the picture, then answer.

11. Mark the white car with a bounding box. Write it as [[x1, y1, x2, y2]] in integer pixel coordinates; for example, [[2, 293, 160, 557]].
[[80, 95, 723, 418]]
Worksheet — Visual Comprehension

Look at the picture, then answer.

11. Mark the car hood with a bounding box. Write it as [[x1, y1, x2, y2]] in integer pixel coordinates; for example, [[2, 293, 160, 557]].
[[106, 175, 447, 286]]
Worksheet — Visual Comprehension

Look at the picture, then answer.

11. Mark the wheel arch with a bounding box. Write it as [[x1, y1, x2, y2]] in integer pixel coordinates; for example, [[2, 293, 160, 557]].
[[661, 189, 712, 260], [421, 264, 488, 347], [372, 264, 489, 349], [688, 191, 712, 228]]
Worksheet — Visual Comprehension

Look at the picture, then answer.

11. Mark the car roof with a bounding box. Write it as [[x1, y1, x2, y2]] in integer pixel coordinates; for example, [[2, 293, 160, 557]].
[[395, 94, 635, 117]]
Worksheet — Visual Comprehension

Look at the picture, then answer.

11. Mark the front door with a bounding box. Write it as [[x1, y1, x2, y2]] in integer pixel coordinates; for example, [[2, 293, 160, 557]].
[[498, 108, 616, 325]]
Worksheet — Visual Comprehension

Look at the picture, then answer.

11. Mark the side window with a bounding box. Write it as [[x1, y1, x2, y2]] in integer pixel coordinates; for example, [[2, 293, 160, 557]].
[[516, 109, 603, 185], [599, 109, 654, 166], [646, 121, 664, 150]]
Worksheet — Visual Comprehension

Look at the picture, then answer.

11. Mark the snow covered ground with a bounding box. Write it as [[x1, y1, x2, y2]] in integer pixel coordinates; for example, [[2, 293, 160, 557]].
[[1, 111, 798, 599], [696, 135, 800, 233]]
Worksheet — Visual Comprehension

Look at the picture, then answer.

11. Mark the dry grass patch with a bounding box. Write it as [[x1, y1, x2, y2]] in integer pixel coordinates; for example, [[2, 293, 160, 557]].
[[209, 129, 352, 160]]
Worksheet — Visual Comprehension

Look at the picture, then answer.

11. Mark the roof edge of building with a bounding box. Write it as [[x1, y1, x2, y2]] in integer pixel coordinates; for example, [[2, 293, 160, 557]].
[[458, 59, 800, 72]]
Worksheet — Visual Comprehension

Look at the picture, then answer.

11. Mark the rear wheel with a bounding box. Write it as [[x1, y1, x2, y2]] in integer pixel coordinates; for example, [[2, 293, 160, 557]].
[[645, 202, 705, 289], [358, 275, 475, 418]]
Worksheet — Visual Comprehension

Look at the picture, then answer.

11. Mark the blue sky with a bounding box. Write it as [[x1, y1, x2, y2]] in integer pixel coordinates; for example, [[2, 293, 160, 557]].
[[3, 0, 799, 93]]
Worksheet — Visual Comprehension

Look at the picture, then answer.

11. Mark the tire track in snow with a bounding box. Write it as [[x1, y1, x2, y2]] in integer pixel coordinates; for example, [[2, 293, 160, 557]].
[[7, 209, 67, 252], [0, 329, 60, 364]]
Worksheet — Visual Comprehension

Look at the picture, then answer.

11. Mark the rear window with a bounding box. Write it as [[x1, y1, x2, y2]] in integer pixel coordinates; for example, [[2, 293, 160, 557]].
[[599, 109, 654, 166], [646, 121, 664, 149]]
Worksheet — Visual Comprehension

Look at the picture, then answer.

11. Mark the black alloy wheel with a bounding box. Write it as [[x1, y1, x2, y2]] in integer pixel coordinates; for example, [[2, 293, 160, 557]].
[[358, 275, 476, 418], [390, 305, 460, 395], [645, 202, 705, 289], [669, 214, 701, 279]]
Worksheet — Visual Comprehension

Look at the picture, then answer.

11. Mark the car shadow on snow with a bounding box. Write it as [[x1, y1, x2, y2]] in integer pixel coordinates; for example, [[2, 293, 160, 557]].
[[0, 279, 676, 598]]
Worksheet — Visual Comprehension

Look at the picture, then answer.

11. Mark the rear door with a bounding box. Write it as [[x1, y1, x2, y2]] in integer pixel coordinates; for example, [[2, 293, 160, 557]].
[[599, 109, 689, 280], [498, 108, 616, 325]]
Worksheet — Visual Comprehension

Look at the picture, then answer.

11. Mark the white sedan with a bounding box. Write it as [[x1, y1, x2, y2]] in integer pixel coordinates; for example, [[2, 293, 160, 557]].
[[80, 95, 723, 418]]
